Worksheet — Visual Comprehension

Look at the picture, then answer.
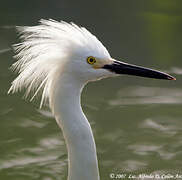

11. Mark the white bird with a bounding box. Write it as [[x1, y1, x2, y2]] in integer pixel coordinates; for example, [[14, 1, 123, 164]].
[[9, 19, 175, 180]]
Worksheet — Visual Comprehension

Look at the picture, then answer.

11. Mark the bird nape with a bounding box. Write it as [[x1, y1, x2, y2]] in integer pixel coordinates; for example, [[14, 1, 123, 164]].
[[8, 19, 175, 180]]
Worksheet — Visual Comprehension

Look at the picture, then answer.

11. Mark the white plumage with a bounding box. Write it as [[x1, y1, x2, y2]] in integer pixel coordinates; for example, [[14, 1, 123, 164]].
[[9, 19, 110, 107]]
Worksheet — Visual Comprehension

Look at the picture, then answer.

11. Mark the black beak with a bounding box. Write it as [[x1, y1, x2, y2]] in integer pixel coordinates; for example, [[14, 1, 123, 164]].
[[103, 60, 176, 80]]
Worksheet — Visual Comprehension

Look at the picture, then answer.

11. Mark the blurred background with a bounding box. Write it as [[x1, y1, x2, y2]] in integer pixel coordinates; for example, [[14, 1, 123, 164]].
[[0, 0, 182, 179]]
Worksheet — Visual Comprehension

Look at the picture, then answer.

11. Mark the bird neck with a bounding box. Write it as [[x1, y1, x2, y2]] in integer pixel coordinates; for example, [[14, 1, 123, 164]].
[[50, 71, 100, 180]]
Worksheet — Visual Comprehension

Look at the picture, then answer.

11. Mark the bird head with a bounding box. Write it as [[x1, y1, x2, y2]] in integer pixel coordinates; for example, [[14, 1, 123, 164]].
[[9, 19, 175, 107]]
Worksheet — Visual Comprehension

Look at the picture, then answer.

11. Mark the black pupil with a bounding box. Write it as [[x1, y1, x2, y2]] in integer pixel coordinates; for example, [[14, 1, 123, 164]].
[[90, 58, 94, 62]]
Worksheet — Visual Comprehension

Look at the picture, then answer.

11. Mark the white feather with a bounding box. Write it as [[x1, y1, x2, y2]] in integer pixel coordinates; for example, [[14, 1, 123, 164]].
[[8, 19, 110, 107]]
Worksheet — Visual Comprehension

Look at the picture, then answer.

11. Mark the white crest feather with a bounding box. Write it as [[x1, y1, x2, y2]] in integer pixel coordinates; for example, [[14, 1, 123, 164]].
[[8, 19, 110, 108]]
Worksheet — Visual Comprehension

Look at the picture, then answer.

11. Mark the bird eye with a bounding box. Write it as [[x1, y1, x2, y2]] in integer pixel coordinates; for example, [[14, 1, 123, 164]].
[[87, 56, 96, 65]]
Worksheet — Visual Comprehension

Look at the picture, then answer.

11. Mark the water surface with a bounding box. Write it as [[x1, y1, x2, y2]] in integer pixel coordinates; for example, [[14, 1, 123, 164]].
[[0, 1, 182, 179]]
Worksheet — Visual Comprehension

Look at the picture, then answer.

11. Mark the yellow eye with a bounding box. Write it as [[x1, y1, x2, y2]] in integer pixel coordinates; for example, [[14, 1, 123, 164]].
[[87, 56, 96, 65]]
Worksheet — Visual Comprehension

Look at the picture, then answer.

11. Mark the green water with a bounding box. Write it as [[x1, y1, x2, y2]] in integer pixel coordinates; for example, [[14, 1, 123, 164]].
[[1, 0, 182, 179]]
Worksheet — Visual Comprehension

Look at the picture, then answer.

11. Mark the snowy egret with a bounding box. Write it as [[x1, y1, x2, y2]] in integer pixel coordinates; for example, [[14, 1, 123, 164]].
[[9, 19, 175, 180]]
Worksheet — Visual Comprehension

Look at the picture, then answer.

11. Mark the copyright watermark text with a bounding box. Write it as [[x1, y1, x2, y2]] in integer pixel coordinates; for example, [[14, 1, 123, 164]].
[[109, 173, 182, 179]]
